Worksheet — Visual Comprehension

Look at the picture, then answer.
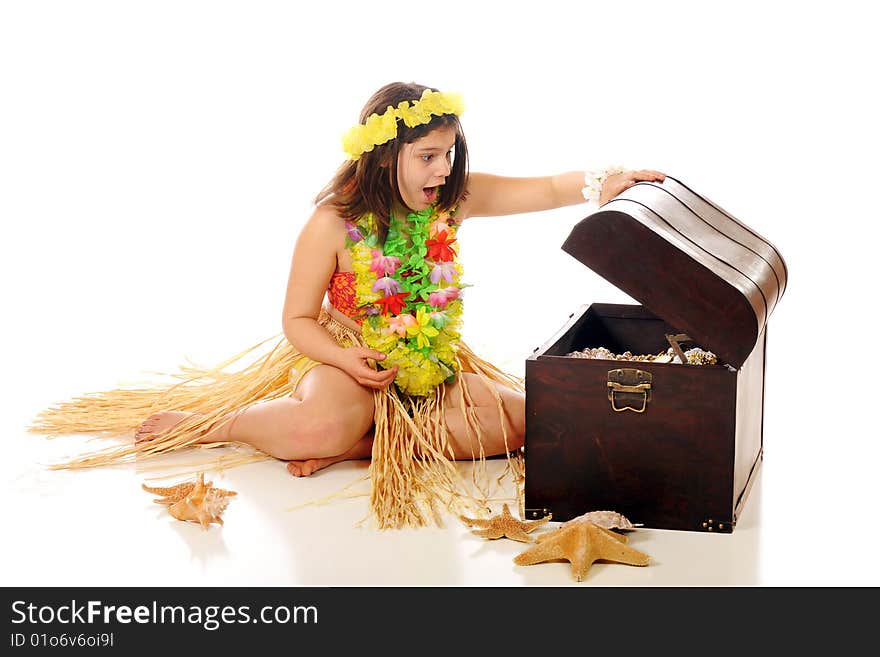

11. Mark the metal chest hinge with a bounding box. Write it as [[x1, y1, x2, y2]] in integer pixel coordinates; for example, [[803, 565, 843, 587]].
[[607, 368, 652, 413]]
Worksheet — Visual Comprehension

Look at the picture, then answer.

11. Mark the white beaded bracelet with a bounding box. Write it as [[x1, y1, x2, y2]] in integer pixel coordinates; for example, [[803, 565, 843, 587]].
[[582, 166, 626, 206]]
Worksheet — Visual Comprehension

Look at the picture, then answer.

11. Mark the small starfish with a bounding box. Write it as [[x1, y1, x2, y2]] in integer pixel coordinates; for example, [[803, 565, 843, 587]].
[[459, 504, 552, 542], [142, 474, 236, 506], [514, 521, 650, 581], [142, 481, 198, 505]]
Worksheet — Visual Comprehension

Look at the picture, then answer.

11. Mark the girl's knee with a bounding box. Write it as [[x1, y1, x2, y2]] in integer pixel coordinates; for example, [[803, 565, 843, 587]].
[[506, 427, 525, 452], [490, 401, 525, 453], [478, 382, 525, 445], [503, 388, 526, 438], [294, 399, 373, 457]]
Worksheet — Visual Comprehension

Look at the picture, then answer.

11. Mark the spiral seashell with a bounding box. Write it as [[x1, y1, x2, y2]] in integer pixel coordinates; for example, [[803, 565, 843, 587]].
[[563, 510, 640, 530], [143, 473, 236, 529]]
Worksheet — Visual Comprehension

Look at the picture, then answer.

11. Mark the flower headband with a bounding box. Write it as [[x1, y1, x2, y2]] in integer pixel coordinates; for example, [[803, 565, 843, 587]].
[[341, 90, 464, 161]]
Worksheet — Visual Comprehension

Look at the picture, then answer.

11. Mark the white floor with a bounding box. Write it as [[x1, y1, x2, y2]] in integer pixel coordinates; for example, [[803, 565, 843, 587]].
[[4, 428, 764, 587]]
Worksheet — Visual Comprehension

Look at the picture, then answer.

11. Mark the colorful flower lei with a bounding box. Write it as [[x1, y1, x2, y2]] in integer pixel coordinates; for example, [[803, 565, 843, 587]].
[[341, 89, 465, 161], [345, 204, 465, 396]]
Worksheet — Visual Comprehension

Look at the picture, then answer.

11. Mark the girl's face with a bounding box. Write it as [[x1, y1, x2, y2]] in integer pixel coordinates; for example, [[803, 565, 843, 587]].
[[396, 125, 456, 212]]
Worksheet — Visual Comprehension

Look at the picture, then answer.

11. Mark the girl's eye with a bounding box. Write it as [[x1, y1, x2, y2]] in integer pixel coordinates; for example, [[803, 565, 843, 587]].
[[421, 150, 453, 163]]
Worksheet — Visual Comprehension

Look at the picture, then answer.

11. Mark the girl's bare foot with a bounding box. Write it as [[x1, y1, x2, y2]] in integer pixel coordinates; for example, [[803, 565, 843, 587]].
[[286, 454, 348, 477], [134, 410, 217, 444], [286, 434, 374, 477]]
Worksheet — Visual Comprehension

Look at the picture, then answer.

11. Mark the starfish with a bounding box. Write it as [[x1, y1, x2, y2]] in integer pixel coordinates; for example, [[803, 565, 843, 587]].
[[459, 503, 552, 542], [513, 521, 651, 581], [142, 474, 236, 506], [142, 480, 198, 505]]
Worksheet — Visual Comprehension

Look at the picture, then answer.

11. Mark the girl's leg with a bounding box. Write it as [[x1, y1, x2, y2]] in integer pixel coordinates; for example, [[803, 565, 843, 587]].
[[284, 364, 375, 474], [287, 373, 526, 473], [286, 429, 374, 477], [134, 363, 376, 464], [442, 373, 526, 458], [284, 371, 525, 471], [134, 370, 524, 474]]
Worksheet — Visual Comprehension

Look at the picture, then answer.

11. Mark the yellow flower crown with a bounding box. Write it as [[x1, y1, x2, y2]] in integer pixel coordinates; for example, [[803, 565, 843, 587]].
[[341, 90, 464, 161]]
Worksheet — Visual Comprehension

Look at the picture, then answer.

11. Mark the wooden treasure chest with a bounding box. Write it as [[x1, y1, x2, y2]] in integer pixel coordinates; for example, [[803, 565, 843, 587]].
[[523, 176, 787, 533]]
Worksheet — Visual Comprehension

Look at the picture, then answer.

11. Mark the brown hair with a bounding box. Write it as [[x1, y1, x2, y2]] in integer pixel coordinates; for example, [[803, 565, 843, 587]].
[[314, 81, 469, 244]]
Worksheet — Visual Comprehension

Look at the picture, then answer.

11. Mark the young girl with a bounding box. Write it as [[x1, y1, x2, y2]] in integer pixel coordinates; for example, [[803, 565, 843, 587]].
[[30, 81, 664, 529]]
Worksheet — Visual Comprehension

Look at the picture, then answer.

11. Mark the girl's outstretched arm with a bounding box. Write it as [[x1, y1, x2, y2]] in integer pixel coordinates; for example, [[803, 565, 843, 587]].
[[458, 169, 665, 219]]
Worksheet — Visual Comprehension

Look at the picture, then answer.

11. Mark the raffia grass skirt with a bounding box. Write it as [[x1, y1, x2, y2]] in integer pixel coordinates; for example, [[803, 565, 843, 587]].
[[29, 310, 525, 529]]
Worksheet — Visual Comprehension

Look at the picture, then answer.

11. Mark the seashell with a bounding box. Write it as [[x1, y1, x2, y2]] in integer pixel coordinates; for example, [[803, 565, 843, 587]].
[[563, 510, 640, 531], [684, 347, 718, 365], [566, 345, 718, 365], [143, 473, 236, 529]]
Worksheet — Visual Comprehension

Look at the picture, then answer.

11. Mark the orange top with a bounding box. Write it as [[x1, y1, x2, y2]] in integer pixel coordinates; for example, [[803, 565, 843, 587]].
[[327, 271, 361, 324]]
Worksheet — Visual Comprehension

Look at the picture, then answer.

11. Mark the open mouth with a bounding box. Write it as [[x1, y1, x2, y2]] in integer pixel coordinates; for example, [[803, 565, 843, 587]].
[[423, 186, 438, 203]]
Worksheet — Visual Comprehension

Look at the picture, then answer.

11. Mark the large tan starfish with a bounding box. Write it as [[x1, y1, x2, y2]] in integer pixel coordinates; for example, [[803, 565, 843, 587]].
[[514, 521, 651, 581], [459, 503, 552, 542]]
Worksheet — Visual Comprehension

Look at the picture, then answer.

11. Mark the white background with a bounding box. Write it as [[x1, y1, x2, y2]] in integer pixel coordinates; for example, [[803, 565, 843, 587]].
[[2, 0, 878, 586]]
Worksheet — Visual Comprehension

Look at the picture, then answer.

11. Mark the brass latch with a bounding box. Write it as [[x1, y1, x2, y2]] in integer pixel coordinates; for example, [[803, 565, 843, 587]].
[[607, 368, 652, 413]]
